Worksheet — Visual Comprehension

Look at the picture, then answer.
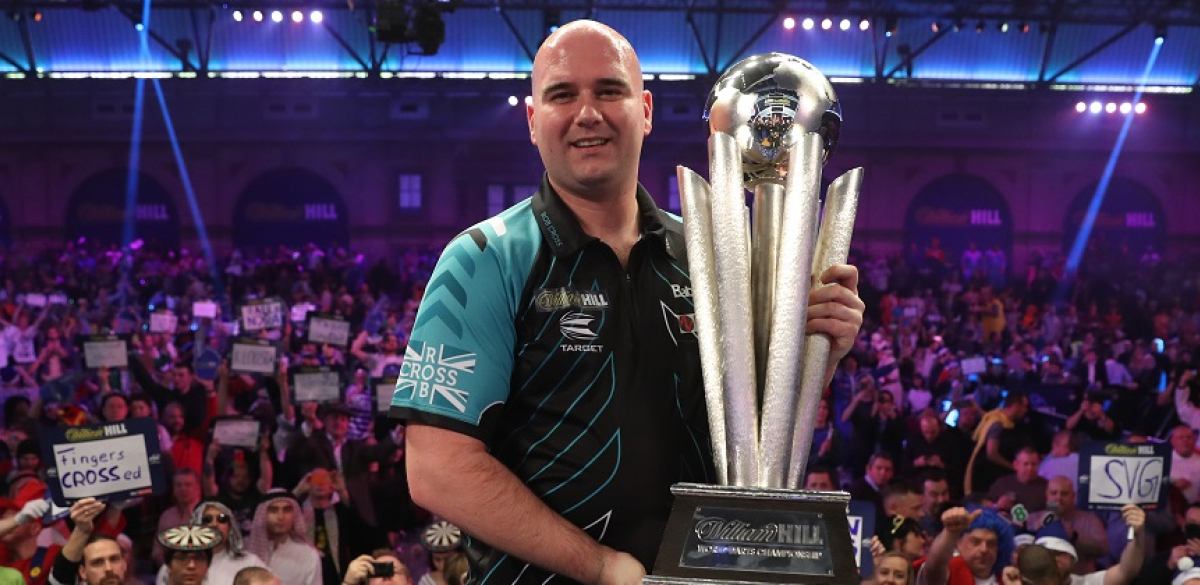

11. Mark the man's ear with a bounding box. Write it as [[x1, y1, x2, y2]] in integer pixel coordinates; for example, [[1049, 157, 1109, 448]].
[[642, 90, 653, 136]]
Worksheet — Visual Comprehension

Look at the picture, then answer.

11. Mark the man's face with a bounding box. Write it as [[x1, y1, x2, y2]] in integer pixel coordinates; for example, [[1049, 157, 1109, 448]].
[[1015, 451, 1040, 483], [867, 458, 894, 486], [958, 529, 999, 579], [527, 24, 652, 200], [1051, 433, 1071, 457], [167, 551, 209, 585], [919, 417, 940, 442], [174, 474, 200, 506], [79, 539, 127, 585], [266, 501, 295, 536], [1046, 478, 1075, 514], [229, 464, 252, 493], [164, 406, 185, 435], [1172, 427, 1196, 457], [103, 397, 129, 422], [371, 555, 413, 585], [922, 480, 950, 517], [804, 472, 834, 491], [131, 400, 153, 419], [200, 505, 232, 545], [901, 531, 929, 559], [325, 413, 350, 440], [18, 453, 39, 471], [172, 367, 192, 390]]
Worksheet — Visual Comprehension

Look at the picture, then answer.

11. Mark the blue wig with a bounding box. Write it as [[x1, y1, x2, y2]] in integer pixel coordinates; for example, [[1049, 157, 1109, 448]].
[[963, 506, 1015, 577]]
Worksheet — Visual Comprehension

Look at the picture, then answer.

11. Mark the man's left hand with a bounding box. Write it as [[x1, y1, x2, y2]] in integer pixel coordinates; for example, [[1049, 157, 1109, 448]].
[[807, 264, 865, 365]]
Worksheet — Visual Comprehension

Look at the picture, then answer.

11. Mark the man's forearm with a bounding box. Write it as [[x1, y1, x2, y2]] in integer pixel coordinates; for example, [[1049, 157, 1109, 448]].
[[918, 530, 957, 585], [1105, 530, 1143, 585], [409, 443, 609, 583]]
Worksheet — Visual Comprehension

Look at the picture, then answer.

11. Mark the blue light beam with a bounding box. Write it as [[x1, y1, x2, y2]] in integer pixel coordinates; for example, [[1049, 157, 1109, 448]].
[[1061, 37, 1162, 291], [150, 78, 225, 303]]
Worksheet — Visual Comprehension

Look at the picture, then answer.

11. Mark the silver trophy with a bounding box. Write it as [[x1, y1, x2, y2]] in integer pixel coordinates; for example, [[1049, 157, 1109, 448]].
[[649, 54, 864, 584]]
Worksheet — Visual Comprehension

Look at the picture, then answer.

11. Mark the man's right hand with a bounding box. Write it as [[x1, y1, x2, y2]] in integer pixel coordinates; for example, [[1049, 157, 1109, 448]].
[[1169, 545, 1190, 570], [341, 554, 375, 585], [69, 498, 106, 534], [594, 548, 645, 585], [941, 507, 981, 536]]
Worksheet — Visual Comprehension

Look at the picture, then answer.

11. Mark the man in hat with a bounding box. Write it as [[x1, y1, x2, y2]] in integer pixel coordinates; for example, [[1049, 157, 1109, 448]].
[[1024, 503, 1145, 585], [157, 525, 223, 585], [1026, 477, 1108, 573], [154, 500, 266, 584], [245, 489, 320, 585], [917, 506, 1014, 585], [284, 402, 400, 549]]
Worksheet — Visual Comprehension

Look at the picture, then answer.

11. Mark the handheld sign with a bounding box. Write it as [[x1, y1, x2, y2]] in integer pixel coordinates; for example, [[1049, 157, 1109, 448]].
[[290, 303, 316, 323], [212, 417, 262, 450], [374, 377, 398, 413], [960, 357, 988, 376], [230, 339, 278, 375], [80, 335, 129, 369], [240, 298, 286, 332], [192, 300, 218, 319], [40, 418, 166, 506], [149, 311, 178, 334], [1077, 441, 1172, 512], [308, 314, 351, 347], [292, 366, 342, 404], [49, 293, 69, 306], [25, 293, 47, 308], [194, 349, 223, 382], [847, 501, 876, 578]]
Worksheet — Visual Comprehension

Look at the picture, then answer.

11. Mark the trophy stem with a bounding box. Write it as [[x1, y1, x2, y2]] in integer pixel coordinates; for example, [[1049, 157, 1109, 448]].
[[708, 132, 759, 487], [787, 167, 864, 488], [757, 133, 823, 489], [750, 183, 785, 401], [677, 165, 729, 487]]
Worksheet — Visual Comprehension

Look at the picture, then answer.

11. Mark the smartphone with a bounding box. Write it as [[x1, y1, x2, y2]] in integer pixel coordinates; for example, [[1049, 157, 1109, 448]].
[[1154, 338, 1165, 353], [372, 562, 395, 578], [945, 409, 960, 428]]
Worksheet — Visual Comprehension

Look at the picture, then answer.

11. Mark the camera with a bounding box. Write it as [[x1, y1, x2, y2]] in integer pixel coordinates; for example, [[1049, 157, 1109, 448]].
[[371, 562, 395, 578]]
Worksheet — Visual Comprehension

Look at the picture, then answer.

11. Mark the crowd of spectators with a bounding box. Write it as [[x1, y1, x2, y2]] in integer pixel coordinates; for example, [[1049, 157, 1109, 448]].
[[0, 235, 1196, 584]]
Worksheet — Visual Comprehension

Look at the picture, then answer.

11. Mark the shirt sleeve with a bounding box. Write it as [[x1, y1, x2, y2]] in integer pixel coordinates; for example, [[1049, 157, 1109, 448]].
[[388, 226, 521, 441], [1176, 387, 1200, 430]]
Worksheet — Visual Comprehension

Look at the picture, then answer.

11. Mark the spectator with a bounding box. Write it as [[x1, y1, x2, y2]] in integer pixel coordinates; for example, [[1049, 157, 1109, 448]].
[[918, 469, 952, 537], [156, 525, 222, 585], [246, 490, 320, 585], [342, 549, 413, 585], [916, 507, 1014, 585], [1065, 394, 1117, 442], [1169, 426, 1200, 504], [965, 391, 1030, 494], [154, 501, 266, 584], [1026, 477, 1108, 574], [1037, 431, 1080, 489], [850, 452, 895, 517], [153, 469, 204, 566], [802, 466, 838, 491], [879, 515, 930, 561], [128, 356, 209, 438], [234, 566, 282, 585], [987, 447, 1049, 513]]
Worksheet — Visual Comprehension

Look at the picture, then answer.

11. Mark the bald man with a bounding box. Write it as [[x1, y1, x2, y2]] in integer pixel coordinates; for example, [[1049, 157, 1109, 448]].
[[394, 20, 864, 584]]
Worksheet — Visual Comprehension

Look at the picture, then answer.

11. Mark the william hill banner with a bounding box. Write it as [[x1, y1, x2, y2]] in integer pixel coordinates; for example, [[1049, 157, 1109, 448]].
[[233, 168, 348, 248], [66, 169, 180, 248], [903, 174, 1013, 267], [1063, 177, 1166, 255]]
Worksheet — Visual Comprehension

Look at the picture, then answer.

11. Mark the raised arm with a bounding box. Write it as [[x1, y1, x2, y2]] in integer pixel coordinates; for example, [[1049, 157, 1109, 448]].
[[408, 424, 645, 584], [1103, 505, 1145, 585], [918, 507, 980, 585]]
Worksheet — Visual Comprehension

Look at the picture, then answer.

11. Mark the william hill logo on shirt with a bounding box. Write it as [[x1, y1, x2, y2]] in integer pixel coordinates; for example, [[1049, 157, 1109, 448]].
[[535, 288, 611, 312]]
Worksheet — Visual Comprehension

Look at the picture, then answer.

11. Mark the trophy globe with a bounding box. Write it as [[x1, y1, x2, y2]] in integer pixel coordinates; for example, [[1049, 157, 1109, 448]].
[[703, 53, 843, 187]]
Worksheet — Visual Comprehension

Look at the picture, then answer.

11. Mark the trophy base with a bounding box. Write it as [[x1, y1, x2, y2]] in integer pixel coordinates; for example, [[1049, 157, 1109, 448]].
[[648, 483, 859, 584]]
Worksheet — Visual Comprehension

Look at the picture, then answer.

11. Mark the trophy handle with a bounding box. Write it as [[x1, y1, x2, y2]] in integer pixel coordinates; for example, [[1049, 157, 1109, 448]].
[[677, 165, 728, 487], [757, 133, 823, 489], [786, 167, 864, 488]]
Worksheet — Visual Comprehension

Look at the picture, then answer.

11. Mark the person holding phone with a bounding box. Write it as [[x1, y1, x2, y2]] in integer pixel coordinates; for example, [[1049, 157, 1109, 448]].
[[342, 549, 413, 585]]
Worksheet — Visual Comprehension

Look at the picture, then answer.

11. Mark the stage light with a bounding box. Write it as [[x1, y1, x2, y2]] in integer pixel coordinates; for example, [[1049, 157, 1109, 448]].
[[271, 10, 283, 22], [1020, 22, 1030, 33], [507, 96, 518, 107], [134, 22, 144, 31], [999, 21, 1009, 33], [821, 18, 832, 30], [1089, 102, 1102, 114], [839, 18, 851, 31], [310, 10, 322, 23], [32, 11, 41, 21], [291, 10, 303, 22], [884, 15, 897, 37], [802, 17, 815, 30], [975, 21, 985, 33], [1153, 23, 1166, 44], [1119, 103, 1132, 114], [1075, 102, 1086, 113], [1105, 102, 1116, 113], [932, 21, 941, 33], [524, 95, 532, 106], [232, 10, 242, 21], [783, 17, 795, 30], [1135, 102, 1146, 114], [952, 18, 963, 32], [859, 18, 870, 31], [252, 10, 263, 21]]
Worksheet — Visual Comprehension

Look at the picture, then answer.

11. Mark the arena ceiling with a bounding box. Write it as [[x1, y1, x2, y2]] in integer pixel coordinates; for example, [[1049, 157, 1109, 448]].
[[0, 0, 1197, 90]]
